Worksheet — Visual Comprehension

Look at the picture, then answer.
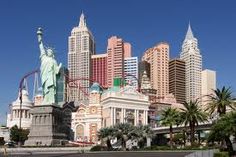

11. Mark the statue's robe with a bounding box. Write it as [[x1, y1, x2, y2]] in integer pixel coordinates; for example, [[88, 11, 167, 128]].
[[40, 53, 59, 104]]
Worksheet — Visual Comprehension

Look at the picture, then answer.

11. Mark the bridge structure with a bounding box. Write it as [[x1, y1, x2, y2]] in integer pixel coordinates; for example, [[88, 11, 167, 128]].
[[152, 122, 214, 134]]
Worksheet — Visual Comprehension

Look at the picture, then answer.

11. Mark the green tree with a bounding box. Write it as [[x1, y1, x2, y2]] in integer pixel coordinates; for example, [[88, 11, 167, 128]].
[[180, 100, 208, 146], [10, 125, 29, 145], [113, 123, 135, 150], [97, 127, 114, 150], [208, 112, 236, 156], [134, 125, 154, 148], [160, 107, 180, 148], [173, 133, 185, 147], [206, 86, 236, 156], [206, 86, 236, 116]]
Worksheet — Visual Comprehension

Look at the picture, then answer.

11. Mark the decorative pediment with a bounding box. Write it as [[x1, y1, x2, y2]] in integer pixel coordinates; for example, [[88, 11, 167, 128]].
[[120, 85, 142, 96]]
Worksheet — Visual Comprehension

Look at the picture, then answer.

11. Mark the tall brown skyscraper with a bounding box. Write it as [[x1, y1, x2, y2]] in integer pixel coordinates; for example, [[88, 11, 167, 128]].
[[169, 59, 185, 104], [142, 42, 169, 98]]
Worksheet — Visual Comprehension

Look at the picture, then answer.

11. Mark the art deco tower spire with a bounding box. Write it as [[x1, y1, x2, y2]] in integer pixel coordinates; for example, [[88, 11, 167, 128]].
[[79, 12, 87, 27], [185, 22, 194, 40]]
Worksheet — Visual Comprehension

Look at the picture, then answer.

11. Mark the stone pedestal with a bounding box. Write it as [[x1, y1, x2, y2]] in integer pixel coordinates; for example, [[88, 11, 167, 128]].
[[25, 104, 67, 146]]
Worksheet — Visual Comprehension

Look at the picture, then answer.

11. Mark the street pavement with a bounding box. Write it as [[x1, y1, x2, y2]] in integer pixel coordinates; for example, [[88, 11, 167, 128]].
[[1, 151, 192, 157]]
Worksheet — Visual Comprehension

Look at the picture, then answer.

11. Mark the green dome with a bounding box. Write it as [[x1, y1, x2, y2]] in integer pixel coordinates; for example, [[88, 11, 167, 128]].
[[90, 82, 103, 93]]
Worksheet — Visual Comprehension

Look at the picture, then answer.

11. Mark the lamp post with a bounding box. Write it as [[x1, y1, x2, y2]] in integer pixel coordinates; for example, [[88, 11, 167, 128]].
[[18, 69, 39, 146]]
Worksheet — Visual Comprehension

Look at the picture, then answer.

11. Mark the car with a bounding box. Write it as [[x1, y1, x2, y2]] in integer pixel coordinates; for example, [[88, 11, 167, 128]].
[[4, 141, 16, 148]]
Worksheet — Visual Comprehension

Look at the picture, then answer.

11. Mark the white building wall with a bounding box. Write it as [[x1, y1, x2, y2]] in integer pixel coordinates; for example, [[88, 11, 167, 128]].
[[7, 90, 33, 129]]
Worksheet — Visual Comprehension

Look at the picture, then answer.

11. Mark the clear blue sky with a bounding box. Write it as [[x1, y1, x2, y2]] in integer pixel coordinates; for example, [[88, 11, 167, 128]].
[[0, 0, 236, 124]]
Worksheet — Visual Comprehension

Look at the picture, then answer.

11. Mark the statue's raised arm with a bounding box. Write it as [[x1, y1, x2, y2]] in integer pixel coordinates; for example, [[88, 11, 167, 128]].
[[37, 27, 62, 105], [37, 27, 46, 56]]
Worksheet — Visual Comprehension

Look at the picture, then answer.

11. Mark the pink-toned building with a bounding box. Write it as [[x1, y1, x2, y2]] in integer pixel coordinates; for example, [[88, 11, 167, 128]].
[[92, 54, 107, 88], [106, 36, 127, 87], [124, 42, 132, 58], [142, 42, 170, 99]]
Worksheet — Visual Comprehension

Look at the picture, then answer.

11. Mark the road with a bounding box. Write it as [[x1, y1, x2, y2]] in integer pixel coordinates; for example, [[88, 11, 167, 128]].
[[1, 151, 192, 157]]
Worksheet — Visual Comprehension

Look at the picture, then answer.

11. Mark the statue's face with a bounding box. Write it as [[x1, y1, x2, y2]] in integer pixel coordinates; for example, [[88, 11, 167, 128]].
[[47, 49, 54, 57]]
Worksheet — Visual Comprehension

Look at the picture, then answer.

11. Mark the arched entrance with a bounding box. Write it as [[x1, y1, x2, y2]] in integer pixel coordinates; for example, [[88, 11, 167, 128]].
[[76, 124, 84, 141]]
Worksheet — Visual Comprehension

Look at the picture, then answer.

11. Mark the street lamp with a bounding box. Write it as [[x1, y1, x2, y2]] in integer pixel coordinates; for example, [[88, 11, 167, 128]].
[[18, 69, 39, 146]]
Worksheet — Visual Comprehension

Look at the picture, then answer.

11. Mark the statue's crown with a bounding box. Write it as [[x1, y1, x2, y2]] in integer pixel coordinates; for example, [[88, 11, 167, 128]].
[[46, 46, 55, 52]]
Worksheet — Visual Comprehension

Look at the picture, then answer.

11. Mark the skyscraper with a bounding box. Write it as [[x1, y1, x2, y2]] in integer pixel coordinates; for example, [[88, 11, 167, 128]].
[[124, 43, 131, 58], [68, 13, 95, 102], [138, 61, 150, 83], [92, 54, 107, 88], [124, 57, 138, 88], [140, 71, 157, 103], [201, 69, 216, 106], [169, 59, 186, 104], [142, 42, 169, 98], [107, 36, 128, 87], [180, 24, 202, 102]]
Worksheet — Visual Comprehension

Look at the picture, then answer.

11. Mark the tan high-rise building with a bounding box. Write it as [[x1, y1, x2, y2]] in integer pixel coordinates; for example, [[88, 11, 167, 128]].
[[169, 59, 186, 104], [68, 13, 95, 102], [142, 42, 169, 98], [201, 69, 216, 106], [180, 24, 202, 102], [124, 42, 131, 58], [107, 36, 130, 87]]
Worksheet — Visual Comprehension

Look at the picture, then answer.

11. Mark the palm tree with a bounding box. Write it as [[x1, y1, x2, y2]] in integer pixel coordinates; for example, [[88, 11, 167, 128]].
[[180, 100, 208, 146], [135, 125, 154, 148], [113, 123, 135, 150], [160, 107, 180, 148], [206, 87, 236, 155], [208, 112, 236, 156], [206, 86, 236, 117], [97, 127, 114, 150]]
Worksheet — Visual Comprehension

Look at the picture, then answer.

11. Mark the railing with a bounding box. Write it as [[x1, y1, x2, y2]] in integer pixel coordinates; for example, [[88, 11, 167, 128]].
[[185, 149, 219, 157]]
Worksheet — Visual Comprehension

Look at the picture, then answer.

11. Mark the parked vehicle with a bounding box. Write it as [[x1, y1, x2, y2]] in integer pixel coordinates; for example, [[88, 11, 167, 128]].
[[4, 141, 16, 148]]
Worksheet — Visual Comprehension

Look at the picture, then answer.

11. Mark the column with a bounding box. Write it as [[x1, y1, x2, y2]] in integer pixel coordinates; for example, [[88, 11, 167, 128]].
[[136, 110, 139, 125], [142, 111, 145, 125], [124, 109, 126, 123], [34, 116, 38, 124], [110, 107, 113, 126], [145, 110, 148, 125], [121, 108, 124, 123], [113, 108, 116, 125], [12, 110, 15, 118], [134, 110, 137, 126], [23, 110, 25, 119]]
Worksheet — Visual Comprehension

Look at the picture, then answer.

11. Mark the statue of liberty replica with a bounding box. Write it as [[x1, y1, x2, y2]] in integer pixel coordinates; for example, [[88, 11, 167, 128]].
[[25, 28, 67, 146], [37, 27, 62, 105]]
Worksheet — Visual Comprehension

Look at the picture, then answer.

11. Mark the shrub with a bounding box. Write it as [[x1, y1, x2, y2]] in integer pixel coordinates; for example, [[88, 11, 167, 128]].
[[214, 152, 229, 157], [0, 137, 5, 146], [131, 146, 138, 151], [143, 145, 172, 150], [90, 145, 107, 151]]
